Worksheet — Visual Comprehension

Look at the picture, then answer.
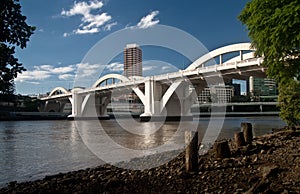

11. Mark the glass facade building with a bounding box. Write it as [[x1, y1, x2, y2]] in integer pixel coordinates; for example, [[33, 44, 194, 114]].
[[249, 76, 277, 96]]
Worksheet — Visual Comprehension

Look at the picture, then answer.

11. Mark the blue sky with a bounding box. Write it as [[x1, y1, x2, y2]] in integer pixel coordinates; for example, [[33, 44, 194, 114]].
[[14, 0, 250, 94]]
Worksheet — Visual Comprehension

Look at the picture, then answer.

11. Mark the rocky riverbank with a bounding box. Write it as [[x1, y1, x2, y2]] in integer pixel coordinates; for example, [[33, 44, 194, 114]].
[[1, 128, 300, 193]]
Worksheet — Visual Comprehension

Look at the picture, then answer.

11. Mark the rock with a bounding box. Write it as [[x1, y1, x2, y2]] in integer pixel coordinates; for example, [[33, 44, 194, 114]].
[[105, 176, 122, 188], [267, 147, 274, 154], [253, 156, 258, 163], [260, 149, 266, 154], [262, 165, 279, 178]]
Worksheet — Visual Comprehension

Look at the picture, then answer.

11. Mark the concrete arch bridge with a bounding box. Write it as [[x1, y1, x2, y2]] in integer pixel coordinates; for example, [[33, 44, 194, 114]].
[[40, 43, 266, 120]]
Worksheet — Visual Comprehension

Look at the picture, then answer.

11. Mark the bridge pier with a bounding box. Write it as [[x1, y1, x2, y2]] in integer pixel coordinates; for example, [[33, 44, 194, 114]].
[[140, 78, 161, 118], [140, 78, 195, 121], [38, 101, 46, 112], [42, 99, 70, 113], [69, 91, 111, 120], [96, 93, 111, 116]]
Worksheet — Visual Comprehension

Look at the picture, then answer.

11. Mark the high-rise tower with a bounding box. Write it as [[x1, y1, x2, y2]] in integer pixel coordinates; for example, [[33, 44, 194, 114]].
[[124, 44, 142, 77]]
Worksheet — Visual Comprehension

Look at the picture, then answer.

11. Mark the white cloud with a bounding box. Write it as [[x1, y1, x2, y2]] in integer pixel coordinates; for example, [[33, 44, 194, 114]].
[[38, 64, 75, 74], [51, 66, 75, 74], [63, 32, 70, 37], [15, 70, 51, 83], [104, 22, 117, 31], [15, 64, 76, 83], [74, 28, 99, 34], [59, 74, 75, 80], [75, 63, 103, 79], [137, 11, 159, 29], [106, 62, 123, 72], [28, 81, 41, 85], [61, 0, 115, 35], [82, 13, 111, 29], [142, 66, 155, 71], [61, 1, 104, 16]]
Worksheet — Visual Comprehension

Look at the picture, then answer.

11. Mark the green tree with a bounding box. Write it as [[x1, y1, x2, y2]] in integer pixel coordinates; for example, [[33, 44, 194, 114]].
[[23, 96, 40, 112], [278, 79, 300, 126], [239, 0, 300, 126], [0, 0, 35, 95]]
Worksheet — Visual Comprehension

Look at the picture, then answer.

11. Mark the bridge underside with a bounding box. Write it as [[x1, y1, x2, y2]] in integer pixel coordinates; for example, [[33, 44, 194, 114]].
[[59, 78, 197, 121], [40, 98, 71, 113], [40, 66, 267, 121]]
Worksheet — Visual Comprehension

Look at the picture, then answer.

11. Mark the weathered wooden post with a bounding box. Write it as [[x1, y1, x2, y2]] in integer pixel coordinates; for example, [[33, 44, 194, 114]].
[[234, 131, 246, 147], [241, 122, 253, 144], [185, 131, 198, 172], [214, 141, 231, 158]]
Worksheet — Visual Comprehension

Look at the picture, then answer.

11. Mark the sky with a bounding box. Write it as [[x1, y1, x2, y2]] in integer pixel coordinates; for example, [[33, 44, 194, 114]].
[[14, 0, 250, 95]]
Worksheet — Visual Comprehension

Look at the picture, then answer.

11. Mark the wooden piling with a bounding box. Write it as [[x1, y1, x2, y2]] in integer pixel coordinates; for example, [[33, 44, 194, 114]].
[[234, 131, 246, 147], [241, 122, 253, 144], [185, 131, 198, 172], [214, 141, 231, 158]]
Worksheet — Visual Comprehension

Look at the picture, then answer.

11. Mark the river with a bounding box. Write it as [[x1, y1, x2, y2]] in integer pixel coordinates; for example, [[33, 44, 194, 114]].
[[0, 116, 286, 187]]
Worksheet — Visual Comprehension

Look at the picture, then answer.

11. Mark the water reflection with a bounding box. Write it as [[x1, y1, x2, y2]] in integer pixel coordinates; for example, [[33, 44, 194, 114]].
[[0, 117, 286, 187], [0, 121, 101, 187], [99, 120, 180, 150]]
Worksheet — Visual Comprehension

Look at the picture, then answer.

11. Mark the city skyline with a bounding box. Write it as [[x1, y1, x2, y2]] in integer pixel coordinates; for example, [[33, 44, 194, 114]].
[[14, 0, 250, 94]]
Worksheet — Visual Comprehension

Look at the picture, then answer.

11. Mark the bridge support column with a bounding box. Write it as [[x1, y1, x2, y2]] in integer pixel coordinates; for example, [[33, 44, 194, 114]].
[[58, 101, 68, 112], [140, 78, 195, 121], [95, 93, 111, 117], [69, 91, 111, 120], [140, 78, 160, 118], [164, 81, 194, 117], [249, 76, 254, 96], [44, 100, 61, 112], [38, 101, 46, 112], [71, 92, 84, 118]]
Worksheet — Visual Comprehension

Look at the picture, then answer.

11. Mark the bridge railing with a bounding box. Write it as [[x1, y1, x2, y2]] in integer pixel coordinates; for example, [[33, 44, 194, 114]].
[[42, 57, 263, 99]]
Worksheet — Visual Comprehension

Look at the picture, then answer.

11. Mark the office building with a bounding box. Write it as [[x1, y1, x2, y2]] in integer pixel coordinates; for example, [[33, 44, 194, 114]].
[[198, 85, 234, 103], [249, 76, 277, 97], [124, 44, 142, 77]]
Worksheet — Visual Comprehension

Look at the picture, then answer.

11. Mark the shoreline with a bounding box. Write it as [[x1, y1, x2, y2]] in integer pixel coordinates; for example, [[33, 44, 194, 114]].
[[0, 112, 280, 121], [1, 127, 299, 193]]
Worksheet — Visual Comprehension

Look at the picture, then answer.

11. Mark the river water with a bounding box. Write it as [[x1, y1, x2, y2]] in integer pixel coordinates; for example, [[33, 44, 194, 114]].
[[0, 116, 285, 187]]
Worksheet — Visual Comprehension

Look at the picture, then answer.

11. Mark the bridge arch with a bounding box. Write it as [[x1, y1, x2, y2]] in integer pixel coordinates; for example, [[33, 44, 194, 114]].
[[48, 87, 69, 97], [160, 80, 183, 113], [91, 73, 146, 105], [186, 43, 255, 70], [43, 87, 71, 113], [92, 74, 130, 88]]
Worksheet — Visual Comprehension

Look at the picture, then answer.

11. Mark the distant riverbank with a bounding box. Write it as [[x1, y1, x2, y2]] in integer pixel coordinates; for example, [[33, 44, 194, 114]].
[[1, 127, 299, 193], [0, 110, 280, 121], [0, 100, 280, 121], [0, 112, 68, 121]]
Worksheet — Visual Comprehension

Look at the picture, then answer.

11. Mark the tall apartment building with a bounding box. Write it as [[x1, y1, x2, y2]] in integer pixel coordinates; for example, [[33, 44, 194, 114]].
[[124, 44, 142, 77]]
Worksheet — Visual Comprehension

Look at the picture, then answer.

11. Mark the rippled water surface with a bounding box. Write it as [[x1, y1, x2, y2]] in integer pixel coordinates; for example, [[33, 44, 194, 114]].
[[0, 117, 285, 187]]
